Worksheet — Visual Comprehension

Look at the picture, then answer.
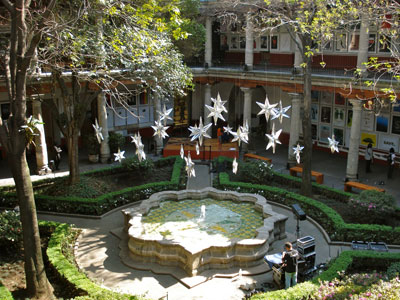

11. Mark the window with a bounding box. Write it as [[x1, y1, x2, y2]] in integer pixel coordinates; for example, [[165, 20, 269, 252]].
[[349, 33, 360, 51], [270, 35, 278, 50], [379, 35, 391, 53], [260, 36, 269, 50], [336, 33, 348, 52], [368, 34, 376, 52]]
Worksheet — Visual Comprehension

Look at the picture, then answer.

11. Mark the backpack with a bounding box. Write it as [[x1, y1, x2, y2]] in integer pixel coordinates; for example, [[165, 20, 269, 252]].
[[283, 250, 298, 273]]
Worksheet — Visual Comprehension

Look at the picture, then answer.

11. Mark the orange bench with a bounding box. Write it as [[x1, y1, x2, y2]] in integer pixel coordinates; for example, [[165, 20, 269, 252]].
[[244, 153, 272, 163], [289, 166, 324, 184], [344, 181, 385, 193]]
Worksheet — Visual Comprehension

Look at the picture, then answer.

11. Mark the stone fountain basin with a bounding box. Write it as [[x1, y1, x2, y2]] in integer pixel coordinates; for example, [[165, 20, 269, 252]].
[[122, 187, 287, 277]]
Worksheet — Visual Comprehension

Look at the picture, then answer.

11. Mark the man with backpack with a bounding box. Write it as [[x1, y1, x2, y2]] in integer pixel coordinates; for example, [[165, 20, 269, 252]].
[[282, 242, 299, 289]]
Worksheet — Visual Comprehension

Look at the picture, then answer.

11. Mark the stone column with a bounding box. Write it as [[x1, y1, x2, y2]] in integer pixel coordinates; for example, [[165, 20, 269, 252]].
[[245, 13, 254, 70], [32, 99, 51, 175], [294, 34, 303, 72], [153, 94, 163, 155], [241, 87, 253, 151], [287, 93, 302, 167], [205, 17, 212, 68], [346, 99, 363, 181], [203, 83, 212, 125], [97, 92, 110, 163], [356, 13, 369, 75]]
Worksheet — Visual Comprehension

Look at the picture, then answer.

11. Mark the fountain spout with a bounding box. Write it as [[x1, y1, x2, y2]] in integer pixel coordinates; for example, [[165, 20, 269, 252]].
[[198, 205, 206, 222]]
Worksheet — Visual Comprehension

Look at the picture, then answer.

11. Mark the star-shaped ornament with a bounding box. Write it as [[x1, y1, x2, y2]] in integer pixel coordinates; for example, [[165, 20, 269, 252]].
[[256, 96, 278, 122], [114, 148, 125, 163], [180, 144, 184, 159], [231, 121, 249, 146], [206, 93, 227, 125], [265, 123, 282, 154], [54, 145, 62, 154], [158, 104, 173, 125], [184, 151, 196, 178], [232, 157, 238, 174], [92, 118, 104, 144], [328, 134, 339, 153], [151, 119, 169, 139], [196, 141, 200, 155], [223, 125, 233, 134], [271, 100, 291, 124], [188, 117, 212, 146], [293, 144, 304, 165], [130, 132, 146, 161]]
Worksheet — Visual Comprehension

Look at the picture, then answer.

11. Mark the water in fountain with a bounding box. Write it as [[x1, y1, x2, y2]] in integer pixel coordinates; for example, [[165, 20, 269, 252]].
[[198, 204, 206, 222]]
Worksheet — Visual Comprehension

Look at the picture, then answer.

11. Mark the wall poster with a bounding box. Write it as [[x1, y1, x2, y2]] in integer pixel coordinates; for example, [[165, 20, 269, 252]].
[[378, 134, 399, 152], [391, 115, 400, 135], [376, 114, 389, 133], [361, 110, 375, 132], [311, 104, 319, 122], [333, 128, 344, 146], [312, 124, 318, 140], [320, 106, 331, 123], [333, 107, 345, 127], [360, 132, 377, 147], [319, 125, 331, 143]]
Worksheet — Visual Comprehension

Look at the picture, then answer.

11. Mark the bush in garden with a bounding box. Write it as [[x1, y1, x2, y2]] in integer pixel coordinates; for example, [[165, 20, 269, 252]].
[[387, 262, 400, 279], [348, 190, 396, 225], [0, 210, 22, 251], [237, 160, 274, 183], [121, 156, 154, 175]]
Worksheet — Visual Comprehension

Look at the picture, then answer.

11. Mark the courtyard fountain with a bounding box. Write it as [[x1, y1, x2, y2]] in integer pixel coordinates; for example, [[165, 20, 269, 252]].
[[121, 188, 287, 281]]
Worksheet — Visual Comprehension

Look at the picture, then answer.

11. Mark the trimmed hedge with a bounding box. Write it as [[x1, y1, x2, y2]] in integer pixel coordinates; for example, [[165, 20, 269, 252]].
[[0, 281, 13, 300], [251, 250, 400, 300], [47, 222, 140, 300], [216, 172, 400, 244], [1, 156, 185, 215]]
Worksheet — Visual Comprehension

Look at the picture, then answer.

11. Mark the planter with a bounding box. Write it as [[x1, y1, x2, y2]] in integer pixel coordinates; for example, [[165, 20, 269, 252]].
[[88, 154, 99, 163]]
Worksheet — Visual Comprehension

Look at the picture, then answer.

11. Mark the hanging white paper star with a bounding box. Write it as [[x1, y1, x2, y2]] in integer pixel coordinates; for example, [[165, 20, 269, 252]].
[[256, 95, 278, 122], [206, 93, 227, 125], [188, 117, 212, 146], [92, 118, 104, 144], [158, 104, 173, 125], [130, 132, 146, 161], [114, 148, 125, 163], [328, 134, 339, 153], [232, 157, 238, 174], [54, 145, 62, 154], [151, 119, 169, 139], [130, 132, 142, 148], [271, 100, 291, 124], [185, 151, 196, 178], [293, 143, 304, 165], [223, 124, 233, 134], [180, 144, 184, 159], [196, 141, 200, 155], [231, 121, 249, 146], [265, 123, 282, 154]]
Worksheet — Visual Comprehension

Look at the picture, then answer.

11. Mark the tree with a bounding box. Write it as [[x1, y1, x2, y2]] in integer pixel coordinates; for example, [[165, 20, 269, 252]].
[[216, 0, 357, 196], [0, 0, 56, 298], [40, 0, 194, 184]]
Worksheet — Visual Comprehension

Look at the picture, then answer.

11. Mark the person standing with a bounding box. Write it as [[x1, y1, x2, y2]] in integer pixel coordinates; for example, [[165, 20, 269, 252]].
[[365, 143, 373, 173], [282, 242, 299, 289], [388, 147, 396, 179], [217, 127, 223, 144]]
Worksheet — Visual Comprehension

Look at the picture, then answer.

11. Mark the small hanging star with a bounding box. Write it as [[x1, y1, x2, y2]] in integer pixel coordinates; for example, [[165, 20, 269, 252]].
[[92, 118, 104, 144], [185, 151, 196, 178], [188, 117, 212, 146], [114, 148, 125, 163], [232, 157, 238, 174], [206, 93, 227, 125], [265, 123, 282, 154], [151, 119, 169, 139], [293, 143, 304, 165], [231, 121, 249, 146], [130, 132, 143, 148], [196, 141, 200, 155], [271, 100, 291, 124], [54, 145, 62, 154], [256, 95, 278, 122], [180, 144, 184, 159], [328, 134, 339, 153], [223, 124, 233, 134], [131, 132, 146, 161], [159, 104, 173, 125]]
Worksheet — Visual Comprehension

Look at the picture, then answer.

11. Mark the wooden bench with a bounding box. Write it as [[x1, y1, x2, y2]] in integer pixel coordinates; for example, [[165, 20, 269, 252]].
[[344, 181, 385, 193], [244, 153, 272, 163], [289, 166, 324, 184]]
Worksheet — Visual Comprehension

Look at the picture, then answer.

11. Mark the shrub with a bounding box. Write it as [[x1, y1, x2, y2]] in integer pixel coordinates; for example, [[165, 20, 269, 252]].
[[348, 190, 396, 225], [0, 281, 13, 300], [387, 262, 400, 279], [108, 132, 125, 153], [0, 210, 22, 251], [237, 160, 274, 183], [121, 156, 154, 176]]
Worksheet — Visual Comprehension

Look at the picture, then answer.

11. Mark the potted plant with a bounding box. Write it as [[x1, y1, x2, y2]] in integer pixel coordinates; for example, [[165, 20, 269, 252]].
[[86, 135, 100, 163]]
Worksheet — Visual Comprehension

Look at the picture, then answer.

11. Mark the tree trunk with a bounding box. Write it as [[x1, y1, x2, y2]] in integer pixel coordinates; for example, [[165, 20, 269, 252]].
[[67, 129, 80, 185], [301, 56, 313, 196], [9, 141, 54, 300]]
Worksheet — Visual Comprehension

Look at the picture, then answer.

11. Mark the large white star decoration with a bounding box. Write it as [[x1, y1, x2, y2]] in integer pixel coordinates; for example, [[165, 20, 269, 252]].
[[293, 143, 304, 165], [272, 100, 291, 124], [114, 148, 125, 163], [206, 92, 227, 125], [328, 134, 339, 153], [256, 95, 278, 122], [92, 118, 104, 144], [184, 151, 196, 178], [54, 145, 62, 154], [180, 144, 184, 159], [265, 123, 282, 154], [151, 119, 169, 139], [231, 121, 249, 146], [196, 141, 200, 155], [131, 133, 146, 162], [158, 104, 173, 125], [188, 117, 212, 146], [223, 124, 233, 134], [232, 157, 238, 174]]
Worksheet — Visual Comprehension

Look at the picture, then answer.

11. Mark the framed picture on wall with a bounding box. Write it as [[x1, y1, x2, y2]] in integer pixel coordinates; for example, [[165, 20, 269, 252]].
[[271, 35, 278, 50], [312, 124, 318, 140], [376, 114, 389, 133], [311, 90, 320, 102], [360, 132, 377, 147], [392, 115, 400, 135], [321, 106, 331, 123], [361, 110, 375, 132], [378, 134, 399, 152], [333, 128, 344, 145], [320, 125, 331, 143], [320, 91, 332, 105], [333, 107, 345, 127], [311, 103, 319, 122]]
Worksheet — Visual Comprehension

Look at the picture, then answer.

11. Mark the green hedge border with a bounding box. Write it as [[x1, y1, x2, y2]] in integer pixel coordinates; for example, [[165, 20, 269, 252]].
[[1, 156, 185, 215], [216, 172, 400, 244], [0, 281, 13, 300], [251, 250, 400, 300]]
